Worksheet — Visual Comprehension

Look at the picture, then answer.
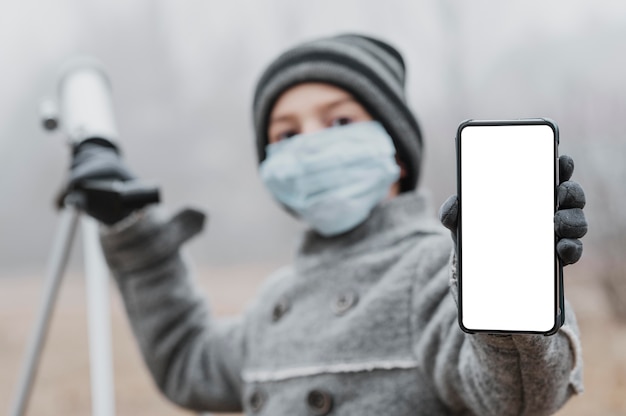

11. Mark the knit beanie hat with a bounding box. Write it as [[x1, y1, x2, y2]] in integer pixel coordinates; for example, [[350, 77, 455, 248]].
[[253, 33, 423, 192]]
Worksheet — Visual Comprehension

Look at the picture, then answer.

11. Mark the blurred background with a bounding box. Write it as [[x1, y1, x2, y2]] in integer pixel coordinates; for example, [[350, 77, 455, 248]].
[[1, 0, 625, 415]]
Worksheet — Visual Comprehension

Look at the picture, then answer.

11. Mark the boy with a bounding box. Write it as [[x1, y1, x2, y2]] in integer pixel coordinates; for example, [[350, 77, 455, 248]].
[[68, 34, 587, 415]]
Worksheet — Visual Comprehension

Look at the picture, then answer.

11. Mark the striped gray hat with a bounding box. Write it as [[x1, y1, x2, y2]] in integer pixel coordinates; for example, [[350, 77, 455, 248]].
[[253, 33, 423, 191]]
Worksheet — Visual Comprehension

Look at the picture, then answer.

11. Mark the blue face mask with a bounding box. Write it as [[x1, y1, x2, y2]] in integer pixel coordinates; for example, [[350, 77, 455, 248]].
[[259, 121, 401, 236]]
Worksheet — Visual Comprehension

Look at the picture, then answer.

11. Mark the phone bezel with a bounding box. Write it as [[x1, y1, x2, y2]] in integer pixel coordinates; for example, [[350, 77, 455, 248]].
[[456, 118, 564, 336]]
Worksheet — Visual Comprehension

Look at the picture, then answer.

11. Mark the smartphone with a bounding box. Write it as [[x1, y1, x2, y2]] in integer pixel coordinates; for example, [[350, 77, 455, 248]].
[[456, 119, 563, 335]]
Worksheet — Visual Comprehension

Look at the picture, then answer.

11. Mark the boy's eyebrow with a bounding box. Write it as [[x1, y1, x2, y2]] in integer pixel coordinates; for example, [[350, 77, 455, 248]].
[[323, 96, 357, 112], [270, 114, 296, 124]]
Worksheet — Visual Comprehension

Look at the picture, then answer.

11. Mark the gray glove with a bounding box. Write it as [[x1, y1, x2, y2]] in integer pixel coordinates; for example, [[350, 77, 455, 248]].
[[439, 154, 587, 265], [61, 138, 137, 225]]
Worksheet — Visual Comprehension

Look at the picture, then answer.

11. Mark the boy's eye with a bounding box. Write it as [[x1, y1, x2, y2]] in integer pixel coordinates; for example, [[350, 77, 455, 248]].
[[330, 117, 353, 127], [277, 130, 298, 141]]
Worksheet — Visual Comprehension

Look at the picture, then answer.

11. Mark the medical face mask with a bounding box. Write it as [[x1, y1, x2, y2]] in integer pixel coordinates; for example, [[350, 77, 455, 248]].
[[259, 121, 401, 237]]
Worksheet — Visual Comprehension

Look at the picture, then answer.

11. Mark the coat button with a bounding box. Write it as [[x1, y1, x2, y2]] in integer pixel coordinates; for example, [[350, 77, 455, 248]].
[[249, 389, 265, 412], [272, 297, 290, 322], [306, 389, 333, 415], [333, 291, 358, 315]]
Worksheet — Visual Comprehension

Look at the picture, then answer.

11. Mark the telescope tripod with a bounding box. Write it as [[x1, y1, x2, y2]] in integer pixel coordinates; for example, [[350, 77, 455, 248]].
[[10, 178, 158, 415], [10, 195, 116, 416]]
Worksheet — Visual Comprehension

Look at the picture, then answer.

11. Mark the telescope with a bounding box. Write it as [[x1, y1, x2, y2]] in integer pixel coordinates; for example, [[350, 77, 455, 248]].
[[45, 58, 159, 214], [11, 58, 159, 416]]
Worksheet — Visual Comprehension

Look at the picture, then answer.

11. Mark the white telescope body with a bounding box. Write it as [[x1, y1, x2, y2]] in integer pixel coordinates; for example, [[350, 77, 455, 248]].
[[58, 59, 119, 146]]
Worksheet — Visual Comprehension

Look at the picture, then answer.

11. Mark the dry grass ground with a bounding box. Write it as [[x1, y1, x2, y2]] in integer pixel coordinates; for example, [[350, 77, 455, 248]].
[[1, 262, 624, 415]]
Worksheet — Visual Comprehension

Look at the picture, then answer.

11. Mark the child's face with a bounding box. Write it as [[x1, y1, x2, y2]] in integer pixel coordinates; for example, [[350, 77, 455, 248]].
[[267, 82, 404, 197], [267, 83, 373, 144]]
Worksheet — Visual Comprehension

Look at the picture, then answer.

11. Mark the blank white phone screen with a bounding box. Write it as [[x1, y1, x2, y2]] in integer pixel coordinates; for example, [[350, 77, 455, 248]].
[[459, 124, 556, 332]]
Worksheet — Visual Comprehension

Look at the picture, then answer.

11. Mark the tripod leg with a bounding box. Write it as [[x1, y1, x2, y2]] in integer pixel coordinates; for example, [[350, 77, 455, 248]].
[[82, 217, 115, 416], [9, 206, 81, 416]]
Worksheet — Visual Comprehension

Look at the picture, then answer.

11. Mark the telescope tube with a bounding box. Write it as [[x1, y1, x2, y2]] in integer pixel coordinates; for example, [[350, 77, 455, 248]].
[[57, 58, 119, 146]]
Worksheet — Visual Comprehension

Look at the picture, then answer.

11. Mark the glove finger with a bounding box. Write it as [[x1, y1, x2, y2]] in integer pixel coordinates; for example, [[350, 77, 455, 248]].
[[559, 155, 574, 183], [439, 195, 459, 232], [555, 208, 587, 238], [71, 143, 117, 168], [70, 143, 135, 187], [557, 180, 586, 209], [556, 238, 583, 265], [69, 158, 135, 188]]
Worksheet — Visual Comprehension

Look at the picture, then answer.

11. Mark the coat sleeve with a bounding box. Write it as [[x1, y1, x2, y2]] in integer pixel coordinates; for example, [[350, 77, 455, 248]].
[[412, 234, 584, 416], [99, 207, 244, 412]]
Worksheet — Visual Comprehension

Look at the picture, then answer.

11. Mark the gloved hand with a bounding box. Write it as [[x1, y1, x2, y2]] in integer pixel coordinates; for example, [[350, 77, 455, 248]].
[[439, 154, 587, 266], [60, 138, 137, 225]]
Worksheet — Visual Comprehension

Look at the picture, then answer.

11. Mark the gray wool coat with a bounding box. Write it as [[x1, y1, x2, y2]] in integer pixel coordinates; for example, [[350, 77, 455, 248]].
[[100, 190, 584, 415]]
